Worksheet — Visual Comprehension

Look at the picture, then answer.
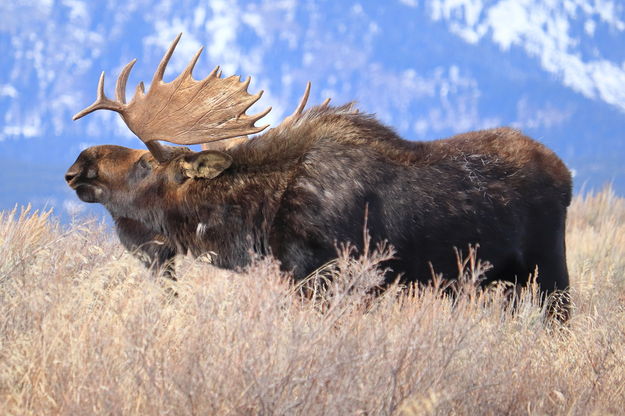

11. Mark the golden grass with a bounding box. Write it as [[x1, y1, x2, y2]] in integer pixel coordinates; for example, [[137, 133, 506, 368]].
[[1, 188, 624, 415]]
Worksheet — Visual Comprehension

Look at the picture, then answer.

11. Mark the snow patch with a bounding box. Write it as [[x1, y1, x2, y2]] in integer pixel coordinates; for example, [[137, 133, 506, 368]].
[[429, 0, 625, 112]]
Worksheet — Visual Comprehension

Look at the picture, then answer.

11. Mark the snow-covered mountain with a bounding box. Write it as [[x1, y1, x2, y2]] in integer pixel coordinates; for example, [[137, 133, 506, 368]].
[[1, 0, 624, 219]]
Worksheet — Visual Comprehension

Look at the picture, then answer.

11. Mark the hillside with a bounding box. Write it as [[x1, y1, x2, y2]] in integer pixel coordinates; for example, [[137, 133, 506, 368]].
[[0, 187, 624, 415]]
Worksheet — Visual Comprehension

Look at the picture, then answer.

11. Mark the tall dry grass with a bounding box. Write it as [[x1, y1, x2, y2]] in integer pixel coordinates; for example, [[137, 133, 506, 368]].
[[0, 188, 624, 415]]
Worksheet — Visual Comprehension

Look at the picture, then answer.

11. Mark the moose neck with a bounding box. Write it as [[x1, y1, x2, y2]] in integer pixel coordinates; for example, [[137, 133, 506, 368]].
[[166, 166, 291, 268]]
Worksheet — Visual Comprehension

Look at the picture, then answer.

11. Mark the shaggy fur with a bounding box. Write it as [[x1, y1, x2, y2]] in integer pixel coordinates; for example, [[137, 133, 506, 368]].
[[66, 104, 572, 318]]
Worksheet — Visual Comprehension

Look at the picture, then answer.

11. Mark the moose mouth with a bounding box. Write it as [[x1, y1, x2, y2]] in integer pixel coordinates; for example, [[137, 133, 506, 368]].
[[74, 184, 103, 203]]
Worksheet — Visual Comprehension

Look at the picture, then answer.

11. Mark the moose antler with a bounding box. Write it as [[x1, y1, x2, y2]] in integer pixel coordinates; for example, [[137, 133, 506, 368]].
[[73, 33, 271, 162], [201, 82, 332, 152], [277, 82, 331, 130]]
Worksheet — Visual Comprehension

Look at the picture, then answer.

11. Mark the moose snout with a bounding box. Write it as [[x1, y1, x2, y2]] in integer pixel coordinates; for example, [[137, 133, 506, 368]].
[[65, 162, 97, 186], [65, 168, 80, 185]]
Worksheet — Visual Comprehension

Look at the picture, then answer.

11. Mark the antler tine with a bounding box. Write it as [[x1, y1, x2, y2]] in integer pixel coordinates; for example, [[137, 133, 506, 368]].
[[96, 71, 106, 100], [115, 59, 137, 104], [135, 82, 145, 95], [249, 106, 271, 129], [244, 89, 264, 112], [279, 82, 312, 128], [240, 76, 251, 91], [289, 81, 311, 122], [240, 90, 272, 129], [208, 65, 220, 79], [180, 46, 203, 80], [151, 32, 182, 86], [321, 97, 331, 107], [294, 81, 311, 115], [73, 71, 124, 120], [250, 105, 272, 125]]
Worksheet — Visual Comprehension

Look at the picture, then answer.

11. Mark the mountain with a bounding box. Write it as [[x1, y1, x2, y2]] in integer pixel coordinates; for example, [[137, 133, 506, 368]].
[[1, 0, 624, 220]]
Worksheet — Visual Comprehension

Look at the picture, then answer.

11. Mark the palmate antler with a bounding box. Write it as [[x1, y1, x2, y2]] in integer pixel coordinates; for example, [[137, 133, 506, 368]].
[[202, 81, 330, 151], [73, 33, 271, 162], [199, 82, 331, 152]]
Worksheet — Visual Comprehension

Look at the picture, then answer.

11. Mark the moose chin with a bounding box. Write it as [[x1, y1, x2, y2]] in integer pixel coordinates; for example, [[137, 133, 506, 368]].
[[67, 34, 572, 322]]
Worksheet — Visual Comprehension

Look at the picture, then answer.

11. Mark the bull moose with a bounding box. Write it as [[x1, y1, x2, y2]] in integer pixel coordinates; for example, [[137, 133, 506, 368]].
[[66, 34, 572, 320]]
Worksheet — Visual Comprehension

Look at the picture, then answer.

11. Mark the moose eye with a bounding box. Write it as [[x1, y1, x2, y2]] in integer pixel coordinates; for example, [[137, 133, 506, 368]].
[[138, 158, 152, 171]]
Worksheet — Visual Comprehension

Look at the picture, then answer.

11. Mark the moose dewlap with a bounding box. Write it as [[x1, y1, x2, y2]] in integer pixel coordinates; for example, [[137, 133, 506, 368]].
[[66, 34, 572, 321]]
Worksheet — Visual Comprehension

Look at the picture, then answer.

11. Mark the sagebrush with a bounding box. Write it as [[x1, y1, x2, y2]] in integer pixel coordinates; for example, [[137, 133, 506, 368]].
[[0, 187, 624, 415]]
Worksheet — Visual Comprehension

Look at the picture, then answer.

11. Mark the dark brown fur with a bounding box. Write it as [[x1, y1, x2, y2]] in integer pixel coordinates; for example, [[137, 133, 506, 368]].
[[66, 104, 572, 319]]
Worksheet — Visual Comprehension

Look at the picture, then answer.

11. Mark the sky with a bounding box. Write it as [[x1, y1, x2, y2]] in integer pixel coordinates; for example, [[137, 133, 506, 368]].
[[1, 0, 625, 220]]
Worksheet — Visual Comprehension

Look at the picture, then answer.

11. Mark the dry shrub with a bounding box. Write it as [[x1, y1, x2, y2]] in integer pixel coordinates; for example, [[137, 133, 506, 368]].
[[0, 188, 624, 415]]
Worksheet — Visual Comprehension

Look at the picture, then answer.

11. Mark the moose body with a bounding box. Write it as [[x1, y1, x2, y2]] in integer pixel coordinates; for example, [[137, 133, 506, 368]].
[[66, 34, 572, 320], [66, 105, 571, 299]]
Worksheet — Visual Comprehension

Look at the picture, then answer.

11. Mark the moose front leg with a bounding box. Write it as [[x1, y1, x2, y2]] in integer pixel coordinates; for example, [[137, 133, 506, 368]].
[[138, 237, 177, 281], [114, 217, 178, 281]]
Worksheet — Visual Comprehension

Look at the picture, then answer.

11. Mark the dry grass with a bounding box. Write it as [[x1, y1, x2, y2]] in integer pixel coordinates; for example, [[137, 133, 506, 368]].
[[1, 187, 624, 415]]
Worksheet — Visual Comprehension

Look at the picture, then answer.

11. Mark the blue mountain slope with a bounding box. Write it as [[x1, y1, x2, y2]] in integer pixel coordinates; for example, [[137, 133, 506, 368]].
[[1, 0, 624, 220]]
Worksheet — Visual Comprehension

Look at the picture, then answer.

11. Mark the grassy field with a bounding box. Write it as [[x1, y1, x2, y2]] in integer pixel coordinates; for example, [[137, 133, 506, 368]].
[[1, 188, 624, 415]]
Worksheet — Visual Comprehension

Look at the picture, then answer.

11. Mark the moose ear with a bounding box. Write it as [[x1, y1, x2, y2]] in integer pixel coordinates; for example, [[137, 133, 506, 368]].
[[180, 151, 233, 179]]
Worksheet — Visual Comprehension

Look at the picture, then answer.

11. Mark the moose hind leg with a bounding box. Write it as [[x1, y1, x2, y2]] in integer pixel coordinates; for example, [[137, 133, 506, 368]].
[[526, 234, 571, 324]]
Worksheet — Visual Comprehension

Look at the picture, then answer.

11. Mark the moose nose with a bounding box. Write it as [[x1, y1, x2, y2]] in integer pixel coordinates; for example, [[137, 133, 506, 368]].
[[65, 168, 79, 184]]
